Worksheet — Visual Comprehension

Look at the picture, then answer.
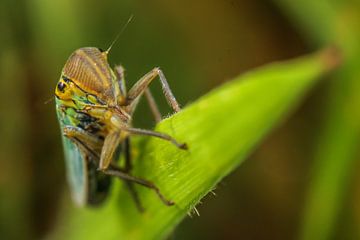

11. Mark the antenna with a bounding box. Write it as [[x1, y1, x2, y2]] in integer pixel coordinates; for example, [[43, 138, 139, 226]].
[[105, 14, 134, 55]]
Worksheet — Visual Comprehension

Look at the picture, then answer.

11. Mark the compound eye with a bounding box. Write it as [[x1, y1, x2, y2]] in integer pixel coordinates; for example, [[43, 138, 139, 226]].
[[57, 81, 66, 92]]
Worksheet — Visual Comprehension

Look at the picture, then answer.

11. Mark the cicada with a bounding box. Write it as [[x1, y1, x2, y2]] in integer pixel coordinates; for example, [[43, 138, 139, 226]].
[[55, 47, 187, 209]]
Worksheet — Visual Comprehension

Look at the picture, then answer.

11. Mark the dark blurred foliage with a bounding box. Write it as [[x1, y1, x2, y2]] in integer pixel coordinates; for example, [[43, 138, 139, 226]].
[[0, 0, 358, 240]]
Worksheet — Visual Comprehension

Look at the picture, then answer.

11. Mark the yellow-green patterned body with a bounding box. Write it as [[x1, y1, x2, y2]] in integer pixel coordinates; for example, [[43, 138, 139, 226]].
[[55, 47, 123, 206]]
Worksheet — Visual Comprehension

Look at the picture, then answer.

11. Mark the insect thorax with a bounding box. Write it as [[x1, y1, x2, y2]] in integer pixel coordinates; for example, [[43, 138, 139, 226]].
[[62, 47, 116, 102]]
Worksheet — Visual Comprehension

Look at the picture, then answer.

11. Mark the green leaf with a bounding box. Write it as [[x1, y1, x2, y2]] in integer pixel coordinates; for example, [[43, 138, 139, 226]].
[[51, 48, 339, 240]]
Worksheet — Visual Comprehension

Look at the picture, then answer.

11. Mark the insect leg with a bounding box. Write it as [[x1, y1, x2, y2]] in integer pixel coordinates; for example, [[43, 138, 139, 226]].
[[126, 68, 181, 114], [62, 128, 100, 166], [120, 127, 187, 150], [123, 138, 145, 212], [98, 130, 125, 170], [114, 64, 162, 123], [103, 165, 174, 206], [144, 89, 162, 123], [63, 126, 126, 174], [63, 126, 103, 154], [115, 65, 161, 122]]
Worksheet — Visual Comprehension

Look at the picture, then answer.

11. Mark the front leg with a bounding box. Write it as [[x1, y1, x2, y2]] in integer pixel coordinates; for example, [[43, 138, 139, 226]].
[[62, 125, 103, 157], [126, 67, 181, 115], [114, 65, 162, 123], [98, 130, 128, 170]]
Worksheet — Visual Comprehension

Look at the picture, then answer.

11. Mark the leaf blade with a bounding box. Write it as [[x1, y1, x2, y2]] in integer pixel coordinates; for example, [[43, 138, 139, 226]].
[[52, 48, 339, 240]]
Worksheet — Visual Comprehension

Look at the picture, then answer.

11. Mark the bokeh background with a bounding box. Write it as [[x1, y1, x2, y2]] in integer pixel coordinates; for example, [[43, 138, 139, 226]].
[[0, 0, 359, 239]]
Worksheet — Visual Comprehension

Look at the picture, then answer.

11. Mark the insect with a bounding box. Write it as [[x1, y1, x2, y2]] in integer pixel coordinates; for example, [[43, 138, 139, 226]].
[[55, 42, 187, 210]]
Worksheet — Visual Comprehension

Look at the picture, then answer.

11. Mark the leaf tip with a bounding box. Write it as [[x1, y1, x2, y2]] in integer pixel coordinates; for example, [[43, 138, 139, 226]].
[[319, 45, 343, 71]]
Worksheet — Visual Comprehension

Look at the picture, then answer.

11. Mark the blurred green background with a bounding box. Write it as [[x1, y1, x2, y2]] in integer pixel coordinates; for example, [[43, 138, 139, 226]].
[[0, 0, 359, 239]]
